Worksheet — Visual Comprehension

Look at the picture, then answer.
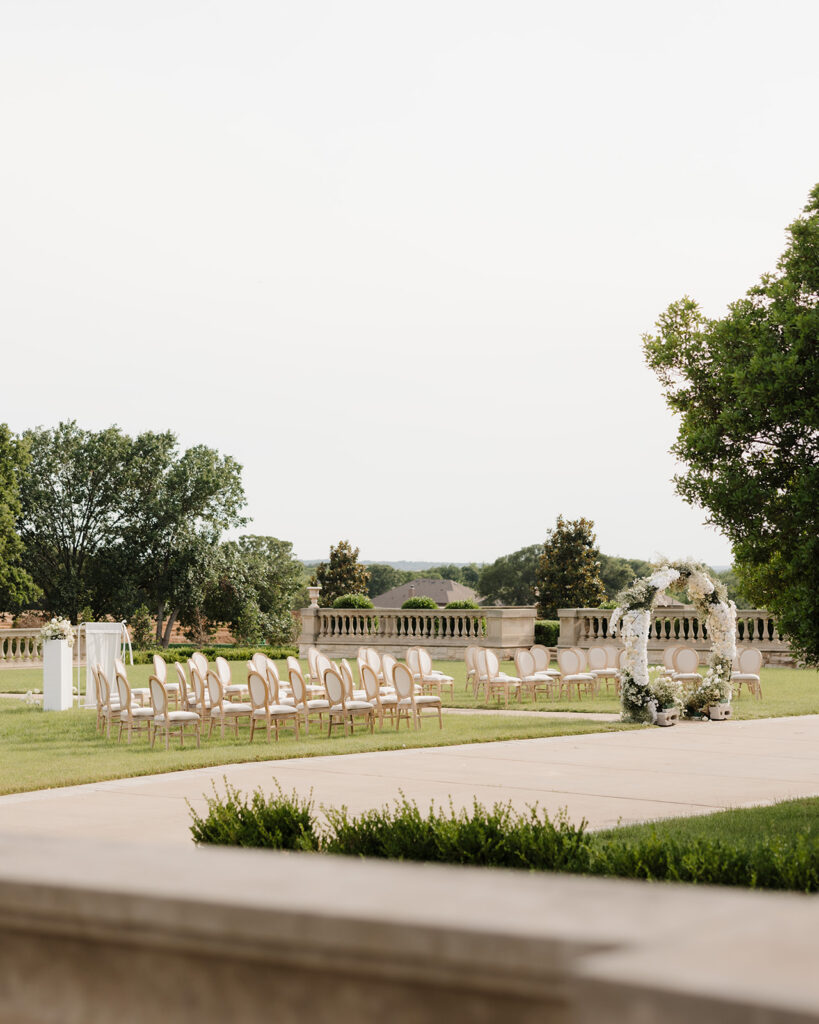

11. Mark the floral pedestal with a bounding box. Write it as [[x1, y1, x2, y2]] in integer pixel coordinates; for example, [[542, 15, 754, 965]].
[[43, 638, 73, 711], [655, 708, 679, 727], [709, 703, 732, 721]]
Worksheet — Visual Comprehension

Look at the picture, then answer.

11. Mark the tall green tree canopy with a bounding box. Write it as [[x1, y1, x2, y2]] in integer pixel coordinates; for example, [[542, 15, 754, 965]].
[[313, 540, 370, 605], [643, 184, 819, 665], [478, 545, 542, 606], [536, 516, 606, 618], [0, 425, 38, 609]]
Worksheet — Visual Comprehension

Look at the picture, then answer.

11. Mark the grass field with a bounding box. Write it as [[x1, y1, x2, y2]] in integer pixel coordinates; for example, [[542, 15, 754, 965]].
[[2, 658, 816, 722], [0, 702, 637, 796], [596, 795, 819, 848]]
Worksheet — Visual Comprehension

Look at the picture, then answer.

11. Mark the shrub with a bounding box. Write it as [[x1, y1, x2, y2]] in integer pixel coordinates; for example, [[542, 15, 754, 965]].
[[401, 596, 439, 610], [332, 593, 375, 609], [190, 789, 819, 893], [129, 604, 154, 649], [534, 620, 559, 646], [444, 600, 480, 610], [130, 644, 297, 665]]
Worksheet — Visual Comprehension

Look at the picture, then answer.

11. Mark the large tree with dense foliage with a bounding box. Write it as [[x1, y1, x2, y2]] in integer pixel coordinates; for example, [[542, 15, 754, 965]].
[[643, 184, 819, 665], [0, 425, 39, 610], [598, 554, 653, 600], [478, 545, 542, 606], [312, 540, 370, 605], [536, 516, 606, 618]]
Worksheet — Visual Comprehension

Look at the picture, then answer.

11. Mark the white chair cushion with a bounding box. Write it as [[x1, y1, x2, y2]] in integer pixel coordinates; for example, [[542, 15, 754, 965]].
[[563, 674, 595, 682], [306, 699, 330, 710], [154, 711, 200, 723], [211, 702, 252, 716], [674, 673, 702, 681], [731, 673, 760, 681], [120, 708, 154, 720], [251, 705, 297, 718], [398, 695, 441, 707], [330, 700, 373, 712]]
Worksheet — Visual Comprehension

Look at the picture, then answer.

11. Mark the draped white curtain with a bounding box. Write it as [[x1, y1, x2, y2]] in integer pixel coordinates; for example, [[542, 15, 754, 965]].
[[82, 624, 125, 707]]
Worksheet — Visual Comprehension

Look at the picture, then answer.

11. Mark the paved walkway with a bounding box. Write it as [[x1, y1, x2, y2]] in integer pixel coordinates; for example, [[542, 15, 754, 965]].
[[2, 716, 819, 847]]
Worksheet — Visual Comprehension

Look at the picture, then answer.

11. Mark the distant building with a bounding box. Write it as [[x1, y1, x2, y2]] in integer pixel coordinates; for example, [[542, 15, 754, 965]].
[[372, 578, 479, 608]]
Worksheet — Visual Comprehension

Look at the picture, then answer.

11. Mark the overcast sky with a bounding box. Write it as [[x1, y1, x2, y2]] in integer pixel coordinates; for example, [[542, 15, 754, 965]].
[[2, 0, 817, 566]]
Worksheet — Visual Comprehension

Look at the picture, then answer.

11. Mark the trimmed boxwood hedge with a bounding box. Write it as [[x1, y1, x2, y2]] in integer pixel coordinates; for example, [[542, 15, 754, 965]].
[[444, 600, 480, 610], [534, 620, 559, 646], [190, 787, 819, 892], [332, 593, 375, 609], [401, 596, 439, 610], [131, 644, 297, 665]]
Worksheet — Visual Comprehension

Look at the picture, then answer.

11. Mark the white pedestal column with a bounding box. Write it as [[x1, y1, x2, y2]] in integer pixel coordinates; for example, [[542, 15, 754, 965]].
[[43, 639, 73, 711]]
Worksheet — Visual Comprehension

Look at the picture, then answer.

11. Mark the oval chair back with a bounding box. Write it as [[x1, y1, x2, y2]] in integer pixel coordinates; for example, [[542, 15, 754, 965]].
[[115, 657, 127, 680], [174, 662, 189, 704], [406, 648, 421, 676], [484, 649, 500, 677], [264, 660, 281, 702], [307, 647, 320, 683], [571, 647, 587, 670], [360, 663, 380, 702], [340, 659, 355, 698], [464, 646, 477, 672], [557, 648, 581, 675], [315, 652, 332, 686], [366, 648, 382, 677], [417, 649, 434, 676], [392, 662, 414, 701], [206, 669, 225, 709], [191, 651, 208, 681], [324, 666, 345, 706], [663, 646, 680, 671], [251, 652, 268, 675], [149, 675, 168, 718], [531, 646, 550, 673], [516, 649, 535, 678], [738, 647, 762, 674], [587, 647, 607, 671], [247, 671, 269, 711], [152, 654, 167, 683], [673, 647, 699, 674], [381, 653, 397, 686], [115, 671, 131, 711], [215, 656, 231, 685], [604, 644, 619, 668], [96, 665, 111, 705], [288, 663, 306, 706], [618, 649, 628, 670]]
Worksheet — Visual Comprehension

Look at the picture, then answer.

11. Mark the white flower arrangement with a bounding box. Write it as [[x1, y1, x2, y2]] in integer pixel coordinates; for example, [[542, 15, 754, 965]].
[[610, 560, 735, 723], [39, 617, 75, 647]]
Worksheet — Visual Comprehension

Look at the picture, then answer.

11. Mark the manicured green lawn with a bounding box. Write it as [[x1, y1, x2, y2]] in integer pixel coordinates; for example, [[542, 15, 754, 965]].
[[0, 702, 637, 796], [596, 796, 819, 848]]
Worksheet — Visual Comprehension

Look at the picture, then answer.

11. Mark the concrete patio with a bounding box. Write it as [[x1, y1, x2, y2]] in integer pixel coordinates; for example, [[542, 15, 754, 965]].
[[2, 715, 819, 846]]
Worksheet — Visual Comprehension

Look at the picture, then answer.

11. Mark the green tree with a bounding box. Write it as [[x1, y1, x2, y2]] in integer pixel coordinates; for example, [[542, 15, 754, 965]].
[[598, 555, 653, 599], [478, 545, 542, 605], [312, 540, 370, 605], [536, 516, 606, 618], [643, 184, 819, 664], [365, 563, 411, 598], [0, 425, 38, 610]]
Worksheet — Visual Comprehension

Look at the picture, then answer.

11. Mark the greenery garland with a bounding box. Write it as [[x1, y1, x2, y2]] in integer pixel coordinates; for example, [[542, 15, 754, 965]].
[[608, 560, 737, 724]]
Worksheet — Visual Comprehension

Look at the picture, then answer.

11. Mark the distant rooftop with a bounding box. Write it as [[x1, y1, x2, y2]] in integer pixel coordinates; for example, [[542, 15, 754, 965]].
[[372, 578, 479, 608]]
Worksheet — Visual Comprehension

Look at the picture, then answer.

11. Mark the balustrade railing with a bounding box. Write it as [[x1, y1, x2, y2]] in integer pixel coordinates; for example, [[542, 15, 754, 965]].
[[0, 629, 43, 664], [558, 607, 788, 655], [300, 606, 536, 657]]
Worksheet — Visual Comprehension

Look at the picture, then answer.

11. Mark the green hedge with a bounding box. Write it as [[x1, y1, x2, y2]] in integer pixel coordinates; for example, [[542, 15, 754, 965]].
[[190, 787, 819, 892], [444, 600, 480, 609], [534, 620, 559, 646], [332, 593, 375, 609], [401, 596, 439, 609], [131, 644, 298, 665]]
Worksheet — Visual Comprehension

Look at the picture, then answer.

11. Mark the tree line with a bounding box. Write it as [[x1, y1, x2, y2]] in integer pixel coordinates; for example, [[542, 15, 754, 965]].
[[0, 422, 304, 647]]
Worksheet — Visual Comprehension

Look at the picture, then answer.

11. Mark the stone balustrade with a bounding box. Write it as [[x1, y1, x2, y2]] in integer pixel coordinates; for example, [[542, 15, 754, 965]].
[[558, 607, 792, 664], [0, 628, 43, 664], [299, 606, 536, 659]]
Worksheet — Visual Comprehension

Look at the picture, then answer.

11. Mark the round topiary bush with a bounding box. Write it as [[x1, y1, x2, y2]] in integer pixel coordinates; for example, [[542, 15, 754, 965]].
[[444, 600, 480, 609], [401, 596, 439, 610], [332, 593, 375, 609]]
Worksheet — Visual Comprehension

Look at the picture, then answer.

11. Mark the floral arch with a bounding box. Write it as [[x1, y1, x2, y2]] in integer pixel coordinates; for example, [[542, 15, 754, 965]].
[[608, 561, 737, 724]]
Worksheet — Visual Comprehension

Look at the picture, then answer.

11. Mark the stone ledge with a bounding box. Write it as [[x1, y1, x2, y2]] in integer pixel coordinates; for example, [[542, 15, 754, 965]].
[[0, 833, 817, 1023]]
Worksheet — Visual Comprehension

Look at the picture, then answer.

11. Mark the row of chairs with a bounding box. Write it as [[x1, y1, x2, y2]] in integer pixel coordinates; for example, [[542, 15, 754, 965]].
[[464, 645, 619, 705]]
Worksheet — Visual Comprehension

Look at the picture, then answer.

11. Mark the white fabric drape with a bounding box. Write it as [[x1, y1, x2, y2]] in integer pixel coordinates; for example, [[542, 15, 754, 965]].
[[83, 624, 124, 707]]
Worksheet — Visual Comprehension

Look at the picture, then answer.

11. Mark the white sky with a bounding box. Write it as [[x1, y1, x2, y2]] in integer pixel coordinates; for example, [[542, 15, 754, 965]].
[[2, 0, 817, 566]]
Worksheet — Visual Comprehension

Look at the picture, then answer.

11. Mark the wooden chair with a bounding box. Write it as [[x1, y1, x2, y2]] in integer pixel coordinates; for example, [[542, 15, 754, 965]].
[[414, 648, 454, 699], [115, 671, 154, 743], [149, 675, 200, 750], [152, 653, 181, 707], [514, 649, 559, 701], [247, 669, 300, 743], [360, 662, 398, 728], [94, 665, 120, 738], [393, 662, 442, 730], [206, 669, 251, 739], [477, 649, 521, 707], [672, 647, 702, 685], [114, 657, 149, 706], [464, 646, 479, 692], [587, 646, 618, 693], [556, 649, 596, 699], [288, 658, 330, 735], [732, 648, 763, 700], [324, 665, 374, 737]]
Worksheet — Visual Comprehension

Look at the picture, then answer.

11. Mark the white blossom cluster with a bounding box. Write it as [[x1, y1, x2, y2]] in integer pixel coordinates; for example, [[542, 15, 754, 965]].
[[618, 609, 654, 722], [706, 600, 738, 664], [648, 567, 681, 592], [39, 617, 75, 646]]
